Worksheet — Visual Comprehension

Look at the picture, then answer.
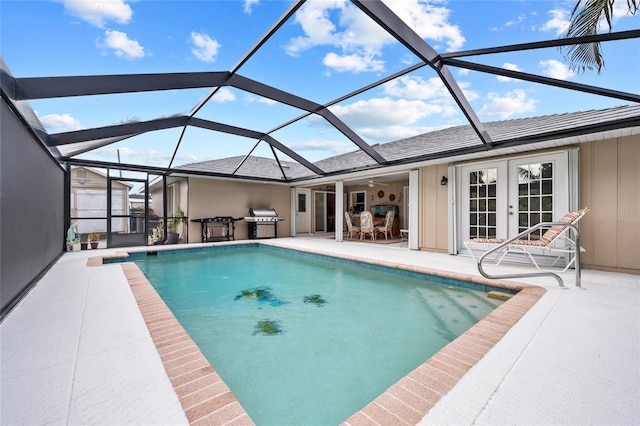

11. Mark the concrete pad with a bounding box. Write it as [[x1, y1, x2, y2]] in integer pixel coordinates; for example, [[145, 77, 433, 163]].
[[0, 361, 74, 425], [1, 239, 638, 425]]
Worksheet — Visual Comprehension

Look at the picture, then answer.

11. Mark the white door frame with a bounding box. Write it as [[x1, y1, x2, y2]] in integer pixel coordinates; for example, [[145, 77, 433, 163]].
[[408, 170, 419, 250], [453, 150, 572, 253], [291, 187, 311, 235], [507, 151, 568, 237]]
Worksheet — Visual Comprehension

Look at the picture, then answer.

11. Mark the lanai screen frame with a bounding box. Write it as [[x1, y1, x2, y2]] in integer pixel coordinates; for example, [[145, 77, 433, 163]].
[[1, 0, 639, 183]]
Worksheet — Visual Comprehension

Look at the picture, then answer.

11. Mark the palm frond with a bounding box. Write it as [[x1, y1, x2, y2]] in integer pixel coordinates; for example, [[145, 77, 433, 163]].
[[561, 0, 638, 74]]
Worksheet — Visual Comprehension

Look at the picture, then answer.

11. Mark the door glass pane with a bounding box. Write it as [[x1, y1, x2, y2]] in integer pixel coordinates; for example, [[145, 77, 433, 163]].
[[468, 168, 498, 239], [315, 192, 325, 232], [516, 162, 553, 239], [297, 193, 306, 212], [350, 191, 365, 213]]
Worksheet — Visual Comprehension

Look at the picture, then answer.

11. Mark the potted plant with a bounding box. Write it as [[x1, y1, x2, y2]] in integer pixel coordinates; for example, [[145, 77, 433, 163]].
[[167, 207, 183, 244], [88, 232, 100, 249]]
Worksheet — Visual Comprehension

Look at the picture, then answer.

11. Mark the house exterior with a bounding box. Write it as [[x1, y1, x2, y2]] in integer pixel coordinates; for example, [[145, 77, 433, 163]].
[[150, 105, 639, 274]]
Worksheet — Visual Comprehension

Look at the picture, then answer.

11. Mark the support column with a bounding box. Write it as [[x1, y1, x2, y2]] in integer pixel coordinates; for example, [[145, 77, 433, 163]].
[[335, 180, 344, 242]]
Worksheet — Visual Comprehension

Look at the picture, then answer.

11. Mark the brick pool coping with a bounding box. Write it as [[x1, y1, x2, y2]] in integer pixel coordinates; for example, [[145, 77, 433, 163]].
[[89, 245, 545, 425]]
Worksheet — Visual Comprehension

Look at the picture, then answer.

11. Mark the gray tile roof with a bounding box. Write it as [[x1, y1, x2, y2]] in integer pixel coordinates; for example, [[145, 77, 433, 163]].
[[179, 104, 640, 181], [179, 155, 307, 181]]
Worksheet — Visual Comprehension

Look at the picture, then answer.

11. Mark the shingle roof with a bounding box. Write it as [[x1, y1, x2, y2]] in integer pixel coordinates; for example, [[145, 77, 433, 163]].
[[180, 155, 307, 181], [179, 104, 640, 182]]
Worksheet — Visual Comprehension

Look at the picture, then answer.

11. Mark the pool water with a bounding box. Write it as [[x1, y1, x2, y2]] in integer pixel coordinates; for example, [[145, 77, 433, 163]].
[[134, 246, 502, 425]]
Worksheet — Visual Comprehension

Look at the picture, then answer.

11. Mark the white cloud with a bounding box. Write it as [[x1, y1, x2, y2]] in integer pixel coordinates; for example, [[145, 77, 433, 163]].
[[539, 59, 576, 80], [285, 0, 465, 73], [96, 146, 197, 167], [63, 0, 133, 28], [384, 0, 465, 51], [286, 139, 355, 155], [323, 52, 384, 73], [39, 113, 82, 132], [492, 13, 532, 31], [505, 14, 526, 28], [330, 97, 456, 130], [384, 75, 448, 100], [383, 75, 478, 104], [358, 123, 453, 141], [478, 89, 538, 119], [497, 62, 523, 82], [458, 81, 480, 102], [245, 94, 277, 105], [539, 3, 633, 35], [539, 9, 570, 35], [212, 87, 236, 103], [243, 0, 259, 14], [613, 0, 637, 19], [458, 68, 470, 76], [285, 0, 346, 56], [98, 30, 145, 59], [190, 32, 221, 62]]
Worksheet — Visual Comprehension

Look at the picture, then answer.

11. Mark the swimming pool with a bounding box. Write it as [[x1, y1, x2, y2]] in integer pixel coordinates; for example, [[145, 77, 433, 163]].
[[121, 244, 507, 425]]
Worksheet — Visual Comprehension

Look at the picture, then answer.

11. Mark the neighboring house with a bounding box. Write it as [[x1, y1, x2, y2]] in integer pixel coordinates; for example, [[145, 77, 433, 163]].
[[129, 192, 147, 212], [70, 166, 133, 236], [154, 105, 639, 274]]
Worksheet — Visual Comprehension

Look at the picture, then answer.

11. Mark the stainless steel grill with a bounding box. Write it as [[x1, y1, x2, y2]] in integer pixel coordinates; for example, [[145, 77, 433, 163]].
[[245, 208, 284, 238]]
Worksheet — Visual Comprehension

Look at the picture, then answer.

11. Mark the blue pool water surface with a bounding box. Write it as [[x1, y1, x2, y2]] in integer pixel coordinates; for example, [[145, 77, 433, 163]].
[[131, 245, 503, 425]]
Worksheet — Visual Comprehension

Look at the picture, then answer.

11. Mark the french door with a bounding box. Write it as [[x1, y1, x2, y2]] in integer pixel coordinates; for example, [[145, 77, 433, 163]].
[[314, 191, 336, 232], [458, 152, 569, 247]]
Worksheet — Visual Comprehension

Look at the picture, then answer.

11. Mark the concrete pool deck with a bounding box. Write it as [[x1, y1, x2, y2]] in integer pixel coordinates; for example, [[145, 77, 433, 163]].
[[1, 237, 638, 425]]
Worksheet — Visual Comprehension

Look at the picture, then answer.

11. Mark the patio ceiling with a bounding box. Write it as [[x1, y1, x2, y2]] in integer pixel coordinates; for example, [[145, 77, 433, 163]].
[[2, 0, 639, 183]]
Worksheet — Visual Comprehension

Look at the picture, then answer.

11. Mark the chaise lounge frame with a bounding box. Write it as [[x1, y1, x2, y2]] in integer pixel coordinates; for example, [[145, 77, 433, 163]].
[[464, 208, 589, 274]]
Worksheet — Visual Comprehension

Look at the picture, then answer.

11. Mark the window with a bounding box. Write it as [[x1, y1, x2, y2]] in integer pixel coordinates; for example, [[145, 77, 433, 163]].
[[517, 162, 554, 240], [297, 193, 306, 212], [167, 183, 180, 215], [468, 168, 498, 239], [350, 191, 366, 213]]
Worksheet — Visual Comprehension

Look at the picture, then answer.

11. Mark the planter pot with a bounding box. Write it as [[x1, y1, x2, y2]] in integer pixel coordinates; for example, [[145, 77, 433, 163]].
[[167, 232, 179, 244], [81, 243, 88, 250], [90, 242, 99, 249]]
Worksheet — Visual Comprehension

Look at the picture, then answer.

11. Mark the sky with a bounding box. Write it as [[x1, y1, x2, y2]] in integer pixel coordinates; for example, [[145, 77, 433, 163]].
[[2, 0, 638, 172]]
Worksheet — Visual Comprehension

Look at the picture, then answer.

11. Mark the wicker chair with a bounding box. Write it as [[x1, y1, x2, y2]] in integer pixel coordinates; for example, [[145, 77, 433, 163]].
[[344, 211, 360, 239], [375, 210, 395, 240], [359, 211, 376, 240]]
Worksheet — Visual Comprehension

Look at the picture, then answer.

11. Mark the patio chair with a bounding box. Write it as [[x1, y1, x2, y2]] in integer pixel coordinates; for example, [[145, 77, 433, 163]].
[[359, 211, 376, 240], [464, 208, 589, 272], [344, 211, 360, 239], [375, 210, 395, 240]]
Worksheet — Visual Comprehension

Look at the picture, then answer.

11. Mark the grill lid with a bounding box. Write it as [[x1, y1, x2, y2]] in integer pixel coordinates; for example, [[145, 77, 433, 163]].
[[248, 208, 278, 217]]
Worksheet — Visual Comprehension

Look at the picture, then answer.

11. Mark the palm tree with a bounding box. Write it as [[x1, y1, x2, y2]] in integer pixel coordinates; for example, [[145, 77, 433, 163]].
[[562, 0, 638, 73]]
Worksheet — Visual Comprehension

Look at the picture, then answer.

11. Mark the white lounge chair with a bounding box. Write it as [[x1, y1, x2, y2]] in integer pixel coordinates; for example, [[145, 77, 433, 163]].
[[464, 208, 589, 272]]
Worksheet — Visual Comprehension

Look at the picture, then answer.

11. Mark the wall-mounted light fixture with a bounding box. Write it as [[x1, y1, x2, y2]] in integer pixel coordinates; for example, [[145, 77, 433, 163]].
[[440, 176, 448, 186]]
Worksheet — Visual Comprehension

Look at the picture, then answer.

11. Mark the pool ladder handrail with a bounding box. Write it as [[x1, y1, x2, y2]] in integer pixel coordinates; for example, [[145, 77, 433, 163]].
[[476, 221, 582, 288]]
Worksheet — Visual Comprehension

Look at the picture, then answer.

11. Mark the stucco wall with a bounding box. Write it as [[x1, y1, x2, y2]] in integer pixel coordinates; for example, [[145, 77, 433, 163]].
[[580, 135, 640, 273], [419, 164, 449, 252], [187, 178, 291, 242], [1, 100, 65, 317]]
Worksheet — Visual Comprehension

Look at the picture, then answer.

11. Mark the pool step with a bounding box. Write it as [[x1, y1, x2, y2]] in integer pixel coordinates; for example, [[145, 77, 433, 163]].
[[487, 290, 514, 301]]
